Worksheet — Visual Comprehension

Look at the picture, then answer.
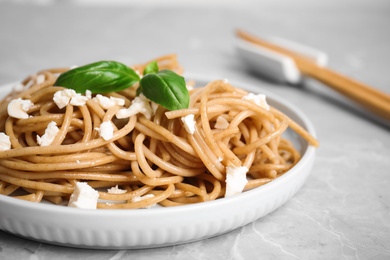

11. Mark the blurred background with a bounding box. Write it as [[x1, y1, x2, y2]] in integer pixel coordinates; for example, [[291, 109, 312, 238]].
[[1, 0, 390, 259], [1, 0, 390, 91]]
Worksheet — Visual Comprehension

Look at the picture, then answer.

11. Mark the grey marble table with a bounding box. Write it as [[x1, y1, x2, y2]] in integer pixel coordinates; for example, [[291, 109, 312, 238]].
[[0, 0, 389, 259]]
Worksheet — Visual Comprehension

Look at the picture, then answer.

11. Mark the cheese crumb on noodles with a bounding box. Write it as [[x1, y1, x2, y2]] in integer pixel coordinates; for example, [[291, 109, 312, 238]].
[[36, 121, 60, 146], [96, 121, 114, 141], [94, 94, 125, 110], [225, 166, 248, 197], [7, 98, 34, 119], [68, 182, 99, 209], [116, 94, 153, 119], [242, 93, 270, 111], [107, 185, 127, 194], [214, 115, 229, 129], [181, 114, 196, 134], [36, 74, 45, 84], [53, 89, 89, 109], [0, 133, 11, 151]]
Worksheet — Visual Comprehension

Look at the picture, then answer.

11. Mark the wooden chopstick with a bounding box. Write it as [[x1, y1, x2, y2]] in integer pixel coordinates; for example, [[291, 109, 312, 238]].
[[236, 29, 390, 121]]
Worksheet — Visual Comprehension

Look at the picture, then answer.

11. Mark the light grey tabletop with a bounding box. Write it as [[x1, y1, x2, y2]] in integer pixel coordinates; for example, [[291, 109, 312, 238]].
[[1, 1, 389, 259]]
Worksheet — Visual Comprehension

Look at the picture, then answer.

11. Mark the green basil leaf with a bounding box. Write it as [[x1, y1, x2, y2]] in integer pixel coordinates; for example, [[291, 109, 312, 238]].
[[136, 83, 143, 96], [54, 61, 140, 94], [139, 70, 189, 111], [143, 61, 159, 75]]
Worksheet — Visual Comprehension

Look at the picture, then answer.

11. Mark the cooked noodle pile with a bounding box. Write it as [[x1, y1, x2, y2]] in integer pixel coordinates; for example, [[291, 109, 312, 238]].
[[0, 54, 318, 209]]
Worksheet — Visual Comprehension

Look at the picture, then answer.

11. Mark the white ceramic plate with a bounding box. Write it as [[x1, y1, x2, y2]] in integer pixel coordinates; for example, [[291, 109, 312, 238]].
[[0, 76, 317, 249]]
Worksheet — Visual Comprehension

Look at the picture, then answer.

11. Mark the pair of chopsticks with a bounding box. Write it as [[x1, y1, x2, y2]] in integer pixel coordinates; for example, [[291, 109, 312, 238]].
[[236, 29, 390, 121]]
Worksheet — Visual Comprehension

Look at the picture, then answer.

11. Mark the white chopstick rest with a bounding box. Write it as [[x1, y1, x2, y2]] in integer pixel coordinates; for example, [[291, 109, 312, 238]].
[[236, 39, 300, 84], [235, 37, 328, 84], [267, 36, 328, 67]]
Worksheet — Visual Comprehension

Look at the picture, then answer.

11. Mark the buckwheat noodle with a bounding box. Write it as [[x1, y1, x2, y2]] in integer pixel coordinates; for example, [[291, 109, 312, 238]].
[[0, 54, 319, 209]]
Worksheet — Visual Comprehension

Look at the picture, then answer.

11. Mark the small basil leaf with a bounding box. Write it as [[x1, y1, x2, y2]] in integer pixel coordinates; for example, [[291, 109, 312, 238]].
[[139, 70, 189, 111], [54, 61, 140, 94], [143, 61, 159, 75]]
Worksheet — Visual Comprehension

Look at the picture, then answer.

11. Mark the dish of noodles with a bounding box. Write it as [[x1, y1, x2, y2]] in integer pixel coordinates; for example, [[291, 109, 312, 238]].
[[0, 54, 318, 248], [0, 54, 318, 209]]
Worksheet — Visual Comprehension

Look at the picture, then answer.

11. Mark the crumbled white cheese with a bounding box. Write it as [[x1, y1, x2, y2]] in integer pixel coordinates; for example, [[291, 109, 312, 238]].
[[223, 78, 229, 84], [36, 121, 60, 146], [53, 89, 72, 109], [135, 70, 143, 78], [214, 115, 229, 129], [111, 96, 125, 106], [85, 90, 92, 99], [95, 94, 111, 108], [135, 70, 142, 77], [181, 114, 196, 134], [7, 98, 34, 119], [225, 166, 249, 197], [242, 93, 270, 111], [13, 82, 25, 92], [36, 74, 45, 84], [69, 93, 88, 106], [96, 121, 114, 141], [186, 84, 194, 91], [107, 185, 127, 194], [131, 194, 155, 209], [68, 182, 99, 209], [0, 133, 11, 151], [116, 94, 153, 119], [94, 94, 125, 110], [53, 89, 89, 109]]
